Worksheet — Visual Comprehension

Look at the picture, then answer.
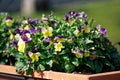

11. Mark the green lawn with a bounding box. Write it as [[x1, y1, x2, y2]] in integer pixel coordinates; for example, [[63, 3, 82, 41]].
[[10, 0, 120, 52]]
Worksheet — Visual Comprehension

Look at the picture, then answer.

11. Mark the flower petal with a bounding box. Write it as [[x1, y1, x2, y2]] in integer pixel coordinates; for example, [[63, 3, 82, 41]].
[[18, 39, 25, 53]]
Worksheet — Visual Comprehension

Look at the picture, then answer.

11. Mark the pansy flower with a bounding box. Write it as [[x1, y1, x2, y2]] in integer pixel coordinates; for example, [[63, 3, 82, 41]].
[[84, 21, 88, 26], [73, 29, 80, 37], [17, 38, 25, 53], [65, 14, 70, 21], [84, 26, 90, 33], [22, 34, 32, 43], [30, 27, 36, 34], [10, 33, 14, 40], [27, 18, 39, 24], [16, 27, 23, 35], [29, 52, 40, 63], [71, 49, 83, 58], [9, 30, 14, 40], [43, 38, 51, 42], [15, 34, 21, 41], [24, 25, 30, 30], [101, 28, 107, 35], [55, 35, 65, 42], [36, 27, 42, 32], [31, 19, 39, 24], [21, 29, 32, 42], [67, 37, 74, 44], [54, 42, 64, 52], [12, 40, 18, 48], [84, 51, 90, 57], [42, 27, 53, 38], [75, 12, 87, 18], [51, 20, 58, 26], [5, 16, 13, 27], [68, 10, 75, 15], [32, 46, 39, 53]]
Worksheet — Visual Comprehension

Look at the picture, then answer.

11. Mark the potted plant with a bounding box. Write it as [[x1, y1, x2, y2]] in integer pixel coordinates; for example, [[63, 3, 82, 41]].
[[0, 11, 120, 80]]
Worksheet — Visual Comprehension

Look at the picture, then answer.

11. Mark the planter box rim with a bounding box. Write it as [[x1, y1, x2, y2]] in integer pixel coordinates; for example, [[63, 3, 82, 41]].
[[0, 64, 120, 80]]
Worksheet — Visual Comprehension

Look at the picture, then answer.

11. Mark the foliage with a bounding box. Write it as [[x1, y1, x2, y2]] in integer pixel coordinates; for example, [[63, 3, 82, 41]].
[[0, 11, 120, 74], [0, 13, 19, 65]]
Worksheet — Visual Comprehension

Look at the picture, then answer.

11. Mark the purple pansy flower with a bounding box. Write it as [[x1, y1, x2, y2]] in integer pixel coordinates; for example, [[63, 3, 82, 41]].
[[31, 19, 39, 24], [101, 28, 107, 35], [68, 10, 75, 15], [16, 28, 22, 35], [75, 12, 87, 18], [82, 12, 87, 18], [27, 18, 31, 24], [43, 38, 51, 42], [26, 51, 29, 56], [27, 18, 39, 24], [32, 47, 39, 53], [75, 12, 81, 17], [56, 35, 65, 38], [12, 41, 18, 47], [21, 35, 31, 42], [77, 49, 83, 54], [30, 27, 36, 34], [22, 37, 29, 42], [23, 30, 30, 34], [65, 14, 70, 21], [51, 20, 58, 26], [6, 16, 13, 20], [36, 27, 42, 32], [84, 21, 88, 25]]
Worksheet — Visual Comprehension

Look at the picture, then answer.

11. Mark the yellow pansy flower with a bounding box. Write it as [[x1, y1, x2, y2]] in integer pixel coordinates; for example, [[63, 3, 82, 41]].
[[17, 39, 25, 53], [67, 38, 73, 44], [54, 42, 64, 52], [15, 34, 21, 40], [75, 53, 83, 58], [29, 52, 40, 63], [9, 30, 14, 40], [22, 20, 28, 24], [10, 33, 14, 40], [6, 19, 13, 27], [84, 26, 90, 33], [56, 38, 65, 42], [24, 25, 30, 30], [84, 52, 90, 57], [73, 29, 80, 37], [71, 49, 83, 58], [42, 27, 53, 38]]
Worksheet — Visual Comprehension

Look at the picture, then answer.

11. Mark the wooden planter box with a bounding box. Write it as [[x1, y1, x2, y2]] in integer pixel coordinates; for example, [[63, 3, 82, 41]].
[[0, 64, 120, 80]]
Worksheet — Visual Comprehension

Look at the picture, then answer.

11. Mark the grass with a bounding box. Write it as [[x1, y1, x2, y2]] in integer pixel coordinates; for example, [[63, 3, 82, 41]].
[[10, 0, 120, 52]]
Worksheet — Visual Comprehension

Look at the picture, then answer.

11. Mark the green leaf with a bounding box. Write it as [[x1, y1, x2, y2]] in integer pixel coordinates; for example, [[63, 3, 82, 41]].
[[26, 67, 34, 75], [15, 61, 24, 69], [62, 55, 70, 61], [105, 60, 115, 70], [64, 63, 75, 73], [37, 64, 45, 71], [85, 61, 94, 70], [71, 58, 79, 67], [99, 56, 105, 58], [94, 60, 103, 73], [46, 59, 53, 67], [59, 50, 66, 55], [89, 19, 94, 27]]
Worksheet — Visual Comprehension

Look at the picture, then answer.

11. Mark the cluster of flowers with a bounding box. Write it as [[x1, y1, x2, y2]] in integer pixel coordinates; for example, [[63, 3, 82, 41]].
[[6, 11, 120, 74]]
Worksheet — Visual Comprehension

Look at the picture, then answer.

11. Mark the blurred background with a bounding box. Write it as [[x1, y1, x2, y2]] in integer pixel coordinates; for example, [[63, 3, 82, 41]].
[[0, 0, 120, 52]]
